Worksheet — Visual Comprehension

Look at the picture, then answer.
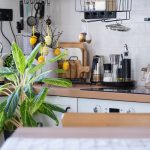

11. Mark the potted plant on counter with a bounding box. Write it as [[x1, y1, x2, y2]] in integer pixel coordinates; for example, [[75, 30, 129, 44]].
[[0, 42, 72, 139]]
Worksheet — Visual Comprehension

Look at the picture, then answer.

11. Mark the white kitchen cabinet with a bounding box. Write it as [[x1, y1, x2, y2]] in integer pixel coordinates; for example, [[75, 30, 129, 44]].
[[35, 96, 77, 127], [45, 96, 78, 113], [78, 98, 150, 113]]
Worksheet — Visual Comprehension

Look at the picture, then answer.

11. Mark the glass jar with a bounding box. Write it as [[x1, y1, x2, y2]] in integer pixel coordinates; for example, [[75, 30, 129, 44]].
[[103, 64, 112, 82]]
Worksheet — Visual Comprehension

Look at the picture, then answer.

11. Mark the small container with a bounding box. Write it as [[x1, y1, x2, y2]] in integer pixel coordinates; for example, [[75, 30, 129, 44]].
[[122, 44, 131, 81], [103, 64, 112, 82]]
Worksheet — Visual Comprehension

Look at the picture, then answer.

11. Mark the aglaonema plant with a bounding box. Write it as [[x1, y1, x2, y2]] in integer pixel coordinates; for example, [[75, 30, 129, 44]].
[[0, 42, 72, 131]]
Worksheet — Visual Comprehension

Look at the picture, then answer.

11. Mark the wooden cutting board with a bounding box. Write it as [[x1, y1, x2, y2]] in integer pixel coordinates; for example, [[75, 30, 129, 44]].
[[58, 60, 89, 79]]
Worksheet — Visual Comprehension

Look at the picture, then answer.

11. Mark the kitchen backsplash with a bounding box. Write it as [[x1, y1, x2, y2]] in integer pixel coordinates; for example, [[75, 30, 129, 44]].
[[52, 0, 150, 86], [0, 0, 150, 86], [0, 0, 19, 54]]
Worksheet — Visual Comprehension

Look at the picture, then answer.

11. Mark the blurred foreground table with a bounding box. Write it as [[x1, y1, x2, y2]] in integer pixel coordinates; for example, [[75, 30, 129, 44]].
[[1, 127, 150, 150]]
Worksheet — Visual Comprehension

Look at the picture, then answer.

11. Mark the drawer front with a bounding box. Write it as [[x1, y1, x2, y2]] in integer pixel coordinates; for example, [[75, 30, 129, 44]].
[[78, 98, 150, 113]]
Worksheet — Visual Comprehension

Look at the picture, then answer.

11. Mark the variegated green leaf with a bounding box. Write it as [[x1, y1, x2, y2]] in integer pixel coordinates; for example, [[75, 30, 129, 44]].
[[49, 52, 67, 63], [11, 42, 26, 74], [38, 103, 59, 125], [4, 74, 18, 84], [23, 84, 36, 99], [53, 69, 66, 74], [4, 88, 21, 118], [27, 43, 41, 67], [0, 101, 7, 131], [42, 78, 72, 88], [43, 102, 65, 113], [31, 87, 48, 114], [30, 70, 52, 83], [0, 101, 6, 112], [0, 83, 12, 93], [27, 64, 45, 74], [0, 67, 14, 76], [0, 112, 5, 131], [20, 100, 37, 127]]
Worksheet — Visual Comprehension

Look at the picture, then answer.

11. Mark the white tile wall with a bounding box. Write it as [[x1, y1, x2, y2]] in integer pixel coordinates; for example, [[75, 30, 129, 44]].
[[52, 0, 150, 85], [0, 0, 150, 85]]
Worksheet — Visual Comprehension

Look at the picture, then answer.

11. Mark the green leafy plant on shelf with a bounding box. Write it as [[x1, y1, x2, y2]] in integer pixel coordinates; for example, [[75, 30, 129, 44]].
[[0, 42, 72, 132]]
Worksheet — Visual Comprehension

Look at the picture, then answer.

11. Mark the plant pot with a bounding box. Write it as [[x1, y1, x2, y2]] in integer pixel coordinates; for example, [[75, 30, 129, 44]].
[[3, 130, 14, 140]]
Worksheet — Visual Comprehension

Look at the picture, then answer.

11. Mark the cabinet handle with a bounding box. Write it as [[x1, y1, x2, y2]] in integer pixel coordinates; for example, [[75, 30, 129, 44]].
[[65, 107, 71, 112]]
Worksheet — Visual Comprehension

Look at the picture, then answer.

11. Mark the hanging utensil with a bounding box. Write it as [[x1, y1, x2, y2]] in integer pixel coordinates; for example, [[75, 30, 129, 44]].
[[16, 0, 24, 33], [33, 0, 45, 30], [27, 1, 37, 27], [78, 21, 87, 42], [106, 20, 130, 32], [40, 1, 45, 19]]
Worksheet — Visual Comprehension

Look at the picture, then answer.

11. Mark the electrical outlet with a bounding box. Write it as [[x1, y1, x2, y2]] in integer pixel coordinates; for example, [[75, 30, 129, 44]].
[[0, 9, 13, 21]]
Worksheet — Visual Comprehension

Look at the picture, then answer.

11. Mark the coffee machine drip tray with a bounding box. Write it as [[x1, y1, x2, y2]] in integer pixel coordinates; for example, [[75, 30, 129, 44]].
[[80, 87, 150, 95]]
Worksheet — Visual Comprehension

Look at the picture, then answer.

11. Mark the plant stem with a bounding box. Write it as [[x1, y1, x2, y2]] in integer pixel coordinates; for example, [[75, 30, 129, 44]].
[[15, 74, 20, 86], [1, 91, 10, 96]]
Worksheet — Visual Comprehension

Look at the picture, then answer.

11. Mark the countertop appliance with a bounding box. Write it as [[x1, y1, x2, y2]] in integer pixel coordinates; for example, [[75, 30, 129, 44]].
[[90, 55, 104, 83], [110, 54, 120, 82]]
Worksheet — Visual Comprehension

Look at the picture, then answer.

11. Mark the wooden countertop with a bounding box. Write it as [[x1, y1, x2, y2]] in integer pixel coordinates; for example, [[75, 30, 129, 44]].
[[2, 84, 150, 103], [34, 84, 150, 103], [13, 127, 150, 138]]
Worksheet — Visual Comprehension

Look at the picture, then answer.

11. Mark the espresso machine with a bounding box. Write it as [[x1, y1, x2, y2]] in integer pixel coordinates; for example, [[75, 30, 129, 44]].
[[90, 55, 104, 83]]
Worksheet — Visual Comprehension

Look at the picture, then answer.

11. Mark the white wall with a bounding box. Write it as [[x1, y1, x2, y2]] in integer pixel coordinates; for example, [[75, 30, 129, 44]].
[[0, 0, 150, 85], [0, 0, 19, 55], [53, 0, 150, 85]]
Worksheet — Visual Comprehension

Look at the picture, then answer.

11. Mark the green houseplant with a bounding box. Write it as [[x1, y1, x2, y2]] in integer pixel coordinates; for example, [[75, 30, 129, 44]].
[[0, 42, 72, 134]]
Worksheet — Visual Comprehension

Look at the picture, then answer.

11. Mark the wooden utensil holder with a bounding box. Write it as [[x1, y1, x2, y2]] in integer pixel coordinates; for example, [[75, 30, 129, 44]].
[[58, 42, 90, 79]]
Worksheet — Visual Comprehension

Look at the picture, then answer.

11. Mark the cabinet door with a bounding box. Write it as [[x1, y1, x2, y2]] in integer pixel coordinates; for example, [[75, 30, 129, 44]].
[[45, 96, 78, 113], [78, 98, 150, 113], [35, 96, 77, 127]]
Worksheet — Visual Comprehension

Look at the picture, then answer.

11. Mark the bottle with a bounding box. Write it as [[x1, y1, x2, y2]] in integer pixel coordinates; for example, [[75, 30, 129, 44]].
[[122, 44, 131, 82], [117, 54, 123, 82]]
